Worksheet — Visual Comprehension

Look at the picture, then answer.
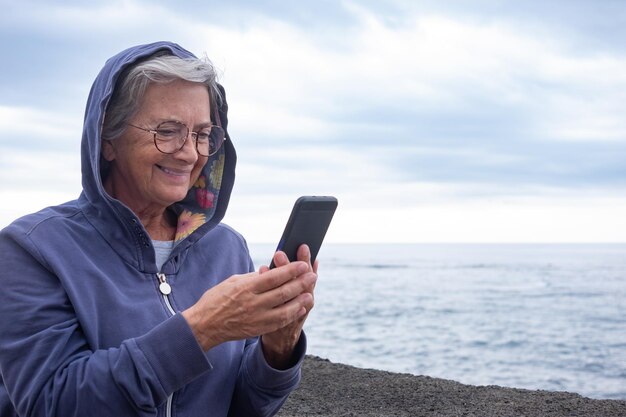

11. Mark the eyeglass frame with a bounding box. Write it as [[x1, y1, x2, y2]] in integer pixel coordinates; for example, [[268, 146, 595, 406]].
[[127, 120, 226, 157]]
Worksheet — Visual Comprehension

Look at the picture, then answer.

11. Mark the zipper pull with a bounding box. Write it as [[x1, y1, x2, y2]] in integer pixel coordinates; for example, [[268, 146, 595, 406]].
[[157, 273, 172, 295]]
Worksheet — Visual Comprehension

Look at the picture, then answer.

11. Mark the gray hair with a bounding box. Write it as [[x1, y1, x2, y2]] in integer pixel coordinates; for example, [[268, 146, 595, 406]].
[[101, 53, 221, 142]]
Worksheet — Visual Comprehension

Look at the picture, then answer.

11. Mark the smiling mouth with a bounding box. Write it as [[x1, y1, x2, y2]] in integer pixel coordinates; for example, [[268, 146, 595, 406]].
[[157, 165, 191, 177]]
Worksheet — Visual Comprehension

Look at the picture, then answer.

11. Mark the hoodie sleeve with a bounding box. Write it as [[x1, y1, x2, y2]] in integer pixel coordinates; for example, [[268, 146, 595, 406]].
[[226, 256, 306, 417], [0, 226, 211, 417], [228, 335, 306, 417]]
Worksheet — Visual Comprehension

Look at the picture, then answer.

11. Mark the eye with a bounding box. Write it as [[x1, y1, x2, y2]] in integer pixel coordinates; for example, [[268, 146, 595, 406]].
[[196, 130, 212, 142], [156, 122, 184, 138]]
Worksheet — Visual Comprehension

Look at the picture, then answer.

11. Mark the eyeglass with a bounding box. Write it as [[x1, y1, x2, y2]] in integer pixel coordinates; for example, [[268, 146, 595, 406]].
[[127, 120, 226, 157]]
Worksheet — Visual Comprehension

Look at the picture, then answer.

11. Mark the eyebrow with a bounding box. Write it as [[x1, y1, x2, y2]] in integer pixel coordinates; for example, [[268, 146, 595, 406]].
[[194, 122, 214, 129], [157, 119, 214, 129]]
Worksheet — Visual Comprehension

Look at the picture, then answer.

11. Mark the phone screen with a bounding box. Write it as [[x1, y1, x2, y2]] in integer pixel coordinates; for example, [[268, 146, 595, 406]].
[[269, 196, 338, 268]]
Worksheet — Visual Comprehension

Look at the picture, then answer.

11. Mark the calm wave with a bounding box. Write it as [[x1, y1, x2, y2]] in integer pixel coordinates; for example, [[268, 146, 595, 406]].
[[249, 243, 626, 400]]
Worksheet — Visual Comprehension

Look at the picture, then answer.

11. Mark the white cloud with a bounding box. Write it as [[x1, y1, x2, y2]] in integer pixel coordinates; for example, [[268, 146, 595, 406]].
[[192, 6, 626, 144], [0, 189, 78, 229], [335, 197, 626, 243], [0, 105, 81, 145], [536, 92, 626, 142], [3, 1, 626, 242], [0, 147, 80, 229], [0, 105, 82, 230], [226, 185, 626, 244], [3, 1, 164, 34], [0, 147, 81, 190]]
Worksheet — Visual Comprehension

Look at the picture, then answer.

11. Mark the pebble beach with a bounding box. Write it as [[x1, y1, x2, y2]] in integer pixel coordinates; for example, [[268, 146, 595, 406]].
[[277, 356, 626, 417]]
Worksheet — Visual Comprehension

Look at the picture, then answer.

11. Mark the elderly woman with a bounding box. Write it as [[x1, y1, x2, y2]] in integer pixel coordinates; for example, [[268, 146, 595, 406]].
[[0, 42, 316, 417]]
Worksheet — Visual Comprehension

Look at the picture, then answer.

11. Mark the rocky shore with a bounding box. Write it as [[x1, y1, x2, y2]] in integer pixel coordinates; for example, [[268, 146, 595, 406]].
[[277, 356, 626, 417]]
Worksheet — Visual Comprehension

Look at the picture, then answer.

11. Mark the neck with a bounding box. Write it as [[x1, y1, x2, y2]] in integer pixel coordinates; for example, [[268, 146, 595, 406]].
[[138, 209, 176, 241], [104, 177, 177, 241]]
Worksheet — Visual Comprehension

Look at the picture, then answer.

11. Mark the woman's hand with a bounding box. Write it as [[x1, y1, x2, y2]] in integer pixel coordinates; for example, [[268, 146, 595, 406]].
[[182, 258, 317, 352], [258, 245, 318, 369]]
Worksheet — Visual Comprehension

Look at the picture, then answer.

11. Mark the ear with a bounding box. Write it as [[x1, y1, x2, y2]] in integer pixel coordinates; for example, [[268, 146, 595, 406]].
[[101, 139, 116, 162]]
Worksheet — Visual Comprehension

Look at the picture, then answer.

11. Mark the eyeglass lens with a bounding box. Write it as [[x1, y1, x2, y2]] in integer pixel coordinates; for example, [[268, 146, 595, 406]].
[[154, 121, 224, 156]]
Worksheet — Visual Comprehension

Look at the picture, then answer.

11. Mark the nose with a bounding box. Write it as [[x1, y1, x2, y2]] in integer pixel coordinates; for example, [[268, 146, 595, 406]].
[[174, 132, 200, 162]]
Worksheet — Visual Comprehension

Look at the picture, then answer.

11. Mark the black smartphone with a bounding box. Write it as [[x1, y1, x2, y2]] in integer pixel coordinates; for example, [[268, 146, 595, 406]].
[[269, 196, 338, 269]]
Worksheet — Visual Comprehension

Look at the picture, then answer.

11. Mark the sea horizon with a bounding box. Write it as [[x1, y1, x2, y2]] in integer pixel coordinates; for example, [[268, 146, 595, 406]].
[[249, 242, 626, 400]]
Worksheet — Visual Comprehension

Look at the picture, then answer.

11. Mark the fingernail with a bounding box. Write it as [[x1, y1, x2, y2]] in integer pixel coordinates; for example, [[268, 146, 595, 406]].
[[297, 262, 309, 274]]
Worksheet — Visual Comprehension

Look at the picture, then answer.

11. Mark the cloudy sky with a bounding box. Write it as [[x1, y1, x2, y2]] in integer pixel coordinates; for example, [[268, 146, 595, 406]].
[[1, 0, 625, 243]]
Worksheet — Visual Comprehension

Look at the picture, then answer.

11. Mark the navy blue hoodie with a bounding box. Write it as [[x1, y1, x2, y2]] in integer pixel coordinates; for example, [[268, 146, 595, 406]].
[[0, 41, 304, 417]]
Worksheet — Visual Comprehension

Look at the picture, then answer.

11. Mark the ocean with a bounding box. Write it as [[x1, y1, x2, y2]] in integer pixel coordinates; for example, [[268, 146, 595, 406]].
[[249, 243, 626, 400]]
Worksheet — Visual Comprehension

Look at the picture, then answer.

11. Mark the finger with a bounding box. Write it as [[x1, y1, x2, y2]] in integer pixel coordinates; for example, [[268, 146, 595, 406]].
[[255, 292, 312, 339], [297, 244, 313, 270], [257, 271, 317, 308], [312, 259, 319, 274], [250, 261, 309, 294], [272, 251, 290, 267], [269, 292, 314, 326], [259, 265, 269, 274]]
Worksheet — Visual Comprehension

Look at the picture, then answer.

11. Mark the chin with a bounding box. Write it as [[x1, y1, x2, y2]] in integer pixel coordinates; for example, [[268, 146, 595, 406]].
[[161, 191, 189, 206]]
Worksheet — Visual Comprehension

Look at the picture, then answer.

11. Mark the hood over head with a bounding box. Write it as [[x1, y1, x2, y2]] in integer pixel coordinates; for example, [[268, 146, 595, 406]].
[[79, 41, 236, 271]]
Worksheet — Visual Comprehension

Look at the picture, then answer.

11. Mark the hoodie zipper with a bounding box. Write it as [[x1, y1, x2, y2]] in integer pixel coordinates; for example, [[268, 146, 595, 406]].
[[157, 272, 175, 415], [157, 272, 176, 315], [165, 395, 173, 417]]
